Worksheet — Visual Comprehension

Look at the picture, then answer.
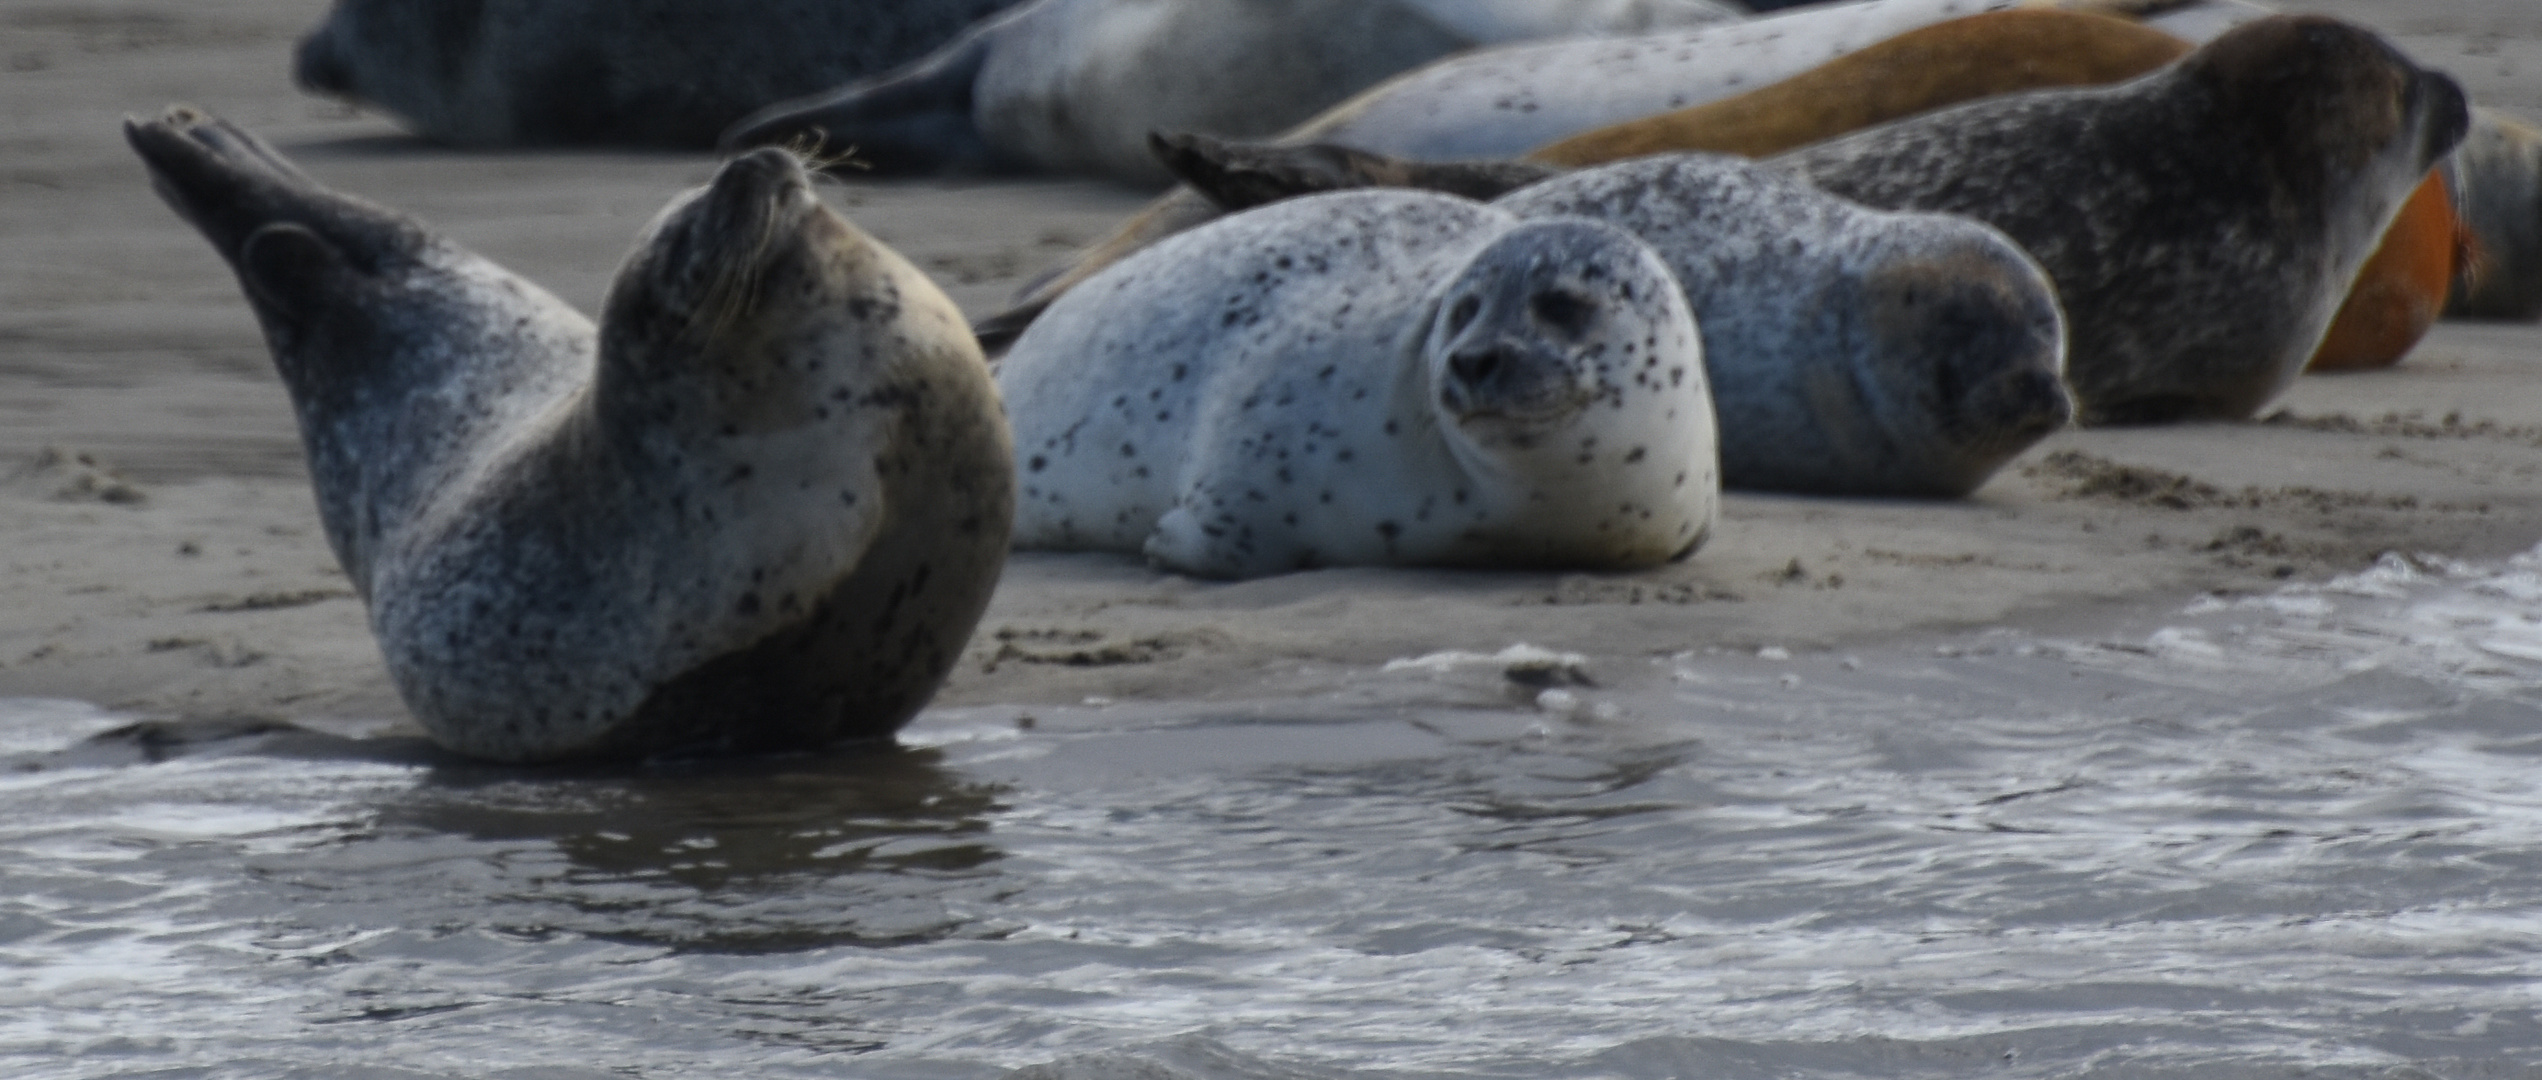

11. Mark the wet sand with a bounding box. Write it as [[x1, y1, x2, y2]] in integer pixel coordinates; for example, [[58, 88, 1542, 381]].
[[3, 0, 2542, 731]]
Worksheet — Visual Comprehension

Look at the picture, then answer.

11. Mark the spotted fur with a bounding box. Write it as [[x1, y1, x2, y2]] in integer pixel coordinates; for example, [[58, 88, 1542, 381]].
[[998, 190, 1714, 578], [128, 108, 1011, 762]]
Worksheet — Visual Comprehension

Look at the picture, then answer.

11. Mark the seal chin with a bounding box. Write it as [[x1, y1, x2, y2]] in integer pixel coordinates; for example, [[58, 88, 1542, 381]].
[[292, 29, 353, 97]]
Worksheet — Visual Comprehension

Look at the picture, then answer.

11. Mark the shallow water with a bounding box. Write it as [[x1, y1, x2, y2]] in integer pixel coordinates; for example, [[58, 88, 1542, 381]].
[[6, 552, 2542, 1079]]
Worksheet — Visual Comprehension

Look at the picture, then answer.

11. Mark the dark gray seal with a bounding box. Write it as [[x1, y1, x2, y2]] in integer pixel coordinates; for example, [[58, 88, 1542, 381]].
[[1783, 15, 2469, 424], [998, 190, 1717, 578], [128, 106, 1013, 763], [720, 0, 1737, 186], [294, 0, 1021, 147]]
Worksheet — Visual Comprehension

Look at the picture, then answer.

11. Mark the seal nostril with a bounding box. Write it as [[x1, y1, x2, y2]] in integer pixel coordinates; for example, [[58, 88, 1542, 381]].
[[1451, 349, 1502, 385]]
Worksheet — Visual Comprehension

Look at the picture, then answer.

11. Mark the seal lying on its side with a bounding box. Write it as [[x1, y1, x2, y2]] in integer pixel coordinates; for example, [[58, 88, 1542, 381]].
[[1784, 16, 2470, 423], [1499, 156, 2068, 496], [720, 0, 1738, 186], [293, 0, 1021, 147], [974, 0, 2269, 346], [128, 107, 1013, 763], [999, 191, 1716, 579]]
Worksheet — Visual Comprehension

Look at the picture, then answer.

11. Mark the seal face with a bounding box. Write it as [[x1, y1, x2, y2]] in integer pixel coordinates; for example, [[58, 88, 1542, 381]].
[[720, 0, 1736, 185], [1499, 155, 2070, 496], [129, 108, 1013, 763], [293, 0, 1021, 147], [998, 190, 1716, 579], [1781, 15, 2470, 424]]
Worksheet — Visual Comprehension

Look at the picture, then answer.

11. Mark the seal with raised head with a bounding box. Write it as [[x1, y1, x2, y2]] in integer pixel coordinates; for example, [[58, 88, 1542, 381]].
[[973, 0, 2266, 345], [998, 190, 1716, 579], [293, 0, 1021, 147], [128, 107, 1014, 763], [1782, 15, 2469, 423], [720, 0, 1737, 186]]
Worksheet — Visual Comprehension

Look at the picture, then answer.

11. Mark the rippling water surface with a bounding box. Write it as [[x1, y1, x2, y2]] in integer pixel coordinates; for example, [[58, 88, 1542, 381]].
[[7, 552, 2542, 1079]]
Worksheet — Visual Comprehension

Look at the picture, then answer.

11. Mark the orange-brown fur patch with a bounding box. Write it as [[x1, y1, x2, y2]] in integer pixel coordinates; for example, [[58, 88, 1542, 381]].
[[1526, 9, 2192, 167], [2307, 172, 2459, 372]]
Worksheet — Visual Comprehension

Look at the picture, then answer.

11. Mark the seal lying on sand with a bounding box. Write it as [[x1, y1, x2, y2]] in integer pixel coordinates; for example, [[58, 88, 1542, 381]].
[[1500, 156, 2068, 496], [128, 107, 1013, 763], [720, 0, 1738, 186], [999, 190, 1716, 578], [293, 0, 1020, 147], [2446, 108, 2542, 322], [1783, 16, 2469, 423], [975, 0, 2268, 345], [1144, 17, 2468, 423]]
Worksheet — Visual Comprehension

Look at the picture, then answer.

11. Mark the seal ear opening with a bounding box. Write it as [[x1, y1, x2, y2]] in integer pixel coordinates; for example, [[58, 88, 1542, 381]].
[[239, 222, 351, 320]]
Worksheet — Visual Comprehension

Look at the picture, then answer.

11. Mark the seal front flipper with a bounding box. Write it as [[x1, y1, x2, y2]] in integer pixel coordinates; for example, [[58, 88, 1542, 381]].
[[1152, 132, 1558, 212], [719, 20, 1006, 173]]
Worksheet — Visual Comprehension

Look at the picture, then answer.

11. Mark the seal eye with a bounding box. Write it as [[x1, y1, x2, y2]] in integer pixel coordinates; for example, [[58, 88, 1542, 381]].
[[1531, 290, 1593, 336], [1446, 296, 1481, 335]]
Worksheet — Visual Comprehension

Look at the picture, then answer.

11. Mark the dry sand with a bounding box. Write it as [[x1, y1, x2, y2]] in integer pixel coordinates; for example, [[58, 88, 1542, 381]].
[[4, 0, 2542, 732]]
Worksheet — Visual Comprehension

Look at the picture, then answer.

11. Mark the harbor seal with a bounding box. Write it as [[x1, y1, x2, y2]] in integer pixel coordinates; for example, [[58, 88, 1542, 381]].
[[1161, 8, 2464, 376], [293, 0, 1021, 147], [719, 0, 1738, 186], [1782, 16, 2470, 423], [2445, 108, 2542, 321], [128, 107, 1013, 763], [1498, 156, 2068, 496], [975, 0, 2267, 344], [1156, 141, 2067, 495], [998, 190, 1716, 578]]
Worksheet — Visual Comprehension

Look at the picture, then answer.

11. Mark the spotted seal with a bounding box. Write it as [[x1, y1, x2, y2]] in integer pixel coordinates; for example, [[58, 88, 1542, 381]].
[[128, 106, 1013, 762], [1782, 16, 2469, 423], [1499, 156, 2068, 496], [719, 0, 1738, 186], [293, 0, 1021, 147], [998, 190, 1715, 578], [975, 0, 2265, 345]]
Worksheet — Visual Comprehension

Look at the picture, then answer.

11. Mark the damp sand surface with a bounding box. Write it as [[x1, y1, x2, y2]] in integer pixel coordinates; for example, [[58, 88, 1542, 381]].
[[5, 0, 2542, 1075]]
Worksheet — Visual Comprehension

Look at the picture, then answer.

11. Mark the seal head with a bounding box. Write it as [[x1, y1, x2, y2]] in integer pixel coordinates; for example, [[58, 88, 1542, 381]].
[[999, 191, 1714, 578], [1784, 15, 2469, 424], [131, 107, 1012, 762]]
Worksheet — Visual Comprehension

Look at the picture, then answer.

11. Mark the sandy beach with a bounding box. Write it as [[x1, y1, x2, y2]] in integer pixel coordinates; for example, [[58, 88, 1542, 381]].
[[5, 0, 2542, 732]]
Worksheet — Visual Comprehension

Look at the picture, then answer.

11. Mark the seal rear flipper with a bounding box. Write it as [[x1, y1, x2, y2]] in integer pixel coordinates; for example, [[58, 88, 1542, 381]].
[[718, 23, 1006, 173], [125, 105, 422, 275], [1151, 132, 1559, 211]]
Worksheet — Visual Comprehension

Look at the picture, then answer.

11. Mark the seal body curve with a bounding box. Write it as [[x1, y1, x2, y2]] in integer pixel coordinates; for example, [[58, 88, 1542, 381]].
[[999, 190, 1715, 578], [1781, 16, 2470, 424], [130, 108, 1012, 762], [1498, 155, 2069, 496], [723, 0, 1736, 186], [293, 0, 1022, 147]]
